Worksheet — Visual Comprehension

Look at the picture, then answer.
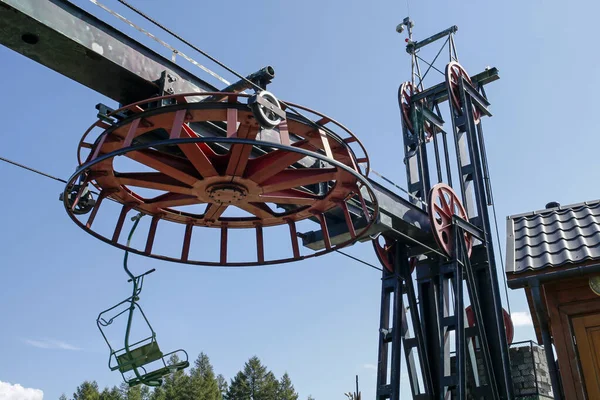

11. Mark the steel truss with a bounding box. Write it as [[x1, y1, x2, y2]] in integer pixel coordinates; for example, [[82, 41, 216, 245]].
[[375, 21, 514, 399]]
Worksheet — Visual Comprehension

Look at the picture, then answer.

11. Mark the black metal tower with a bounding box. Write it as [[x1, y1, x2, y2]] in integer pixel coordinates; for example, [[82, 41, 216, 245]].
[[374, 19, 513, 399]]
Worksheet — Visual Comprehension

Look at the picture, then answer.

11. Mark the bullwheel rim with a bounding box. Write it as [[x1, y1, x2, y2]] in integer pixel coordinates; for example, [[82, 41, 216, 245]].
[[65, 93, 378, 266]]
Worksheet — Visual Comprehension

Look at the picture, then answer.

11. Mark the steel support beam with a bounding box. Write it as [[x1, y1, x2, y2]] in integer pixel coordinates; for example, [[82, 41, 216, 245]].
[[0, 0, 216, 105]]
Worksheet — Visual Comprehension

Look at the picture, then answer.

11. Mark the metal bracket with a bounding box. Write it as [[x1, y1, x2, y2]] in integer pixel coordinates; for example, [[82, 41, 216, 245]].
[[252, 93, 286, 120], [460, 77, 492, 117], [452, 215, 484, 242], [420, 106, 445, 130]]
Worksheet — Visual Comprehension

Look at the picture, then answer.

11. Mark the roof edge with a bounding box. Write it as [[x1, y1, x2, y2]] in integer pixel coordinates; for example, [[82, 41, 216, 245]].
[[507, 199, 600, 220]]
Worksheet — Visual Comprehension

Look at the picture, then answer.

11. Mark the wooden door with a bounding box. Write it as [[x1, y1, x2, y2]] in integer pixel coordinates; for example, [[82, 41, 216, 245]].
[[572, 313, 600, 398]]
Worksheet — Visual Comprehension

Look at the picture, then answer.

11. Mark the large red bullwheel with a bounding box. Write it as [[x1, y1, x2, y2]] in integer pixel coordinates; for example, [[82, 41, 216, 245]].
[[428, 183, 472, 258], [445, 61, 481, 125], [63, 92, 377, 266]]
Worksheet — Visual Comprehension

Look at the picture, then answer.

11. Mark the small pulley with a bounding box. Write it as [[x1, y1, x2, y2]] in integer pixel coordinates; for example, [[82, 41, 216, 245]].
[[59, 184, 96, 215], [248, 90, 286, 129], [372, 234, 418, 274], [465, 305, 514, 345]]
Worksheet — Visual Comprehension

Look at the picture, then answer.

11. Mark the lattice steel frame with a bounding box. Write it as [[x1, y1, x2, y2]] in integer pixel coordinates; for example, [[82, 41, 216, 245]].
[[375, 21, 514, 400]]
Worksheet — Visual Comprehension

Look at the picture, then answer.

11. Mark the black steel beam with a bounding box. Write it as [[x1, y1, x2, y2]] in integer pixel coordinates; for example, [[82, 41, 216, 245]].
[[411, 67, 499, 104], [406, 25, 458, 53], [300, 178, 435, 252], [0, 0, 216, 105]]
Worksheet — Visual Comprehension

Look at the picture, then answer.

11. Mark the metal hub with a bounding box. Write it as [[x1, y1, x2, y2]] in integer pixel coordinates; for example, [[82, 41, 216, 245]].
[[206, 183, 248, 204]]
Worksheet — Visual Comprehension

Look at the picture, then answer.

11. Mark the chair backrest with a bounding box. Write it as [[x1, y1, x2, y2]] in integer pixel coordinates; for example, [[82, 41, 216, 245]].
[[117, 341, 163, 373]]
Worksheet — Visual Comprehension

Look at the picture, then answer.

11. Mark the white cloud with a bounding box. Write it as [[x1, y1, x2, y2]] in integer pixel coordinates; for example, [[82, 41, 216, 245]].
[[363, 363, 377, 370], [23, 338, 81, 351], [511, 311, 533, 327], [0, 381, 43, 400]]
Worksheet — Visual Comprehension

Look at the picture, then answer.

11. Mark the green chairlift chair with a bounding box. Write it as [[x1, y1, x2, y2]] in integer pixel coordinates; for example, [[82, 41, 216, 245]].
[[97, 214, 189, 387]]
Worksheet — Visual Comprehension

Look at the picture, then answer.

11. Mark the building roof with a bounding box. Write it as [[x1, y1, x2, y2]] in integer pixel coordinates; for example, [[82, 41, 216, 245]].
[[506, 199, 600, 275]]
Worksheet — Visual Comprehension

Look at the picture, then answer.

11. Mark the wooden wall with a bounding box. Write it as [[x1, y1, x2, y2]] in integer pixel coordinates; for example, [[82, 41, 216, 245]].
[[542, 275, 600, 399]]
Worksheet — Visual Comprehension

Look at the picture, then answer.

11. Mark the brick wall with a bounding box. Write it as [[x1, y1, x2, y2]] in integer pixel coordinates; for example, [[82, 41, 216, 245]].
[[449, 341, 554, 399]]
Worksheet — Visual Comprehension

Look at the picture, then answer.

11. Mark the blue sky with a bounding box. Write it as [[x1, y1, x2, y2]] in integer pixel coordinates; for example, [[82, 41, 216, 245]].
[[1, 0, 598, 399]]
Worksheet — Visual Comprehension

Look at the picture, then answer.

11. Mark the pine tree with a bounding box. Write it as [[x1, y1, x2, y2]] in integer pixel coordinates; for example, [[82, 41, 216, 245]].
[[261, 372, 278, 400], [225, 371, 250, 400], [190, 352, 221, 399], [278, 373, 298, 400], [225, 356, 279, 400], [59, 395, 69, 400], [162, 354, 192, 400], [74, 381, 101, 400], [307, 396, 315, 400], [120, 382, 149, 400], [217, 374, 228, 398], [100, 385, 122, 400], [149, 386, 165, 400]]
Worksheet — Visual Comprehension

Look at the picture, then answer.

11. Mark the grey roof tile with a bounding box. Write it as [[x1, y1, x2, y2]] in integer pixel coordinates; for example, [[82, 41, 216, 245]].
[[506, 200, 600, 274]]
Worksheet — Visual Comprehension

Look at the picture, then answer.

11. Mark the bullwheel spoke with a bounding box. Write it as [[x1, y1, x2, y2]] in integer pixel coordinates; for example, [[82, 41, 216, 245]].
[[259, 189, 318, 205], [177, 124, 219, 178], [126, 149, 200, 186], [225, 124, 259, 177], [146, 192, 201, 209], [237, 202, 275, 219], [203, 203, 228, 222], [244, 139, 312, 183], [115, 172, 193, 195], [260, 168, 337, 193]]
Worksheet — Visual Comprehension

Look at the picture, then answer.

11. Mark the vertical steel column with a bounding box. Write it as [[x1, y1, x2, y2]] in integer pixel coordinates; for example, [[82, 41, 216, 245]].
[[416, 265, 442, 399], [445, 76, 513, 399], [461, 80, 513, 400], [376, 253, 404, 400]]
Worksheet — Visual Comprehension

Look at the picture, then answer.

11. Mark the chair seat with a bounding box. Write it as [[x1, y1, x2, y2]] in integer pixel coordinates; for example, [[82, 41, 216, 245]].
[[126, 361, 190, 387], [116, 341, 163, 373]]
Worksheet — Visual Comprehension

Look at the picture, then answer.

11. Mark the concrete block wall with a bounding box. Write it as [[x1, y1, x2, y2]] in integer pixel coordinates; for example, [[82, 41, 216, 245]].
[[449, 341, 554, 399], [510, 342, 553, 398]]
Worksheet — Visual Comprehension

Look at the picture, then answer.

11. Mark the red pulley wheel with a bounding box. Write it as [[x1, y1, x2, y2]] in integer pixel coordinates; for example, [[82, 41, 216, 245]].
[[399, 82, 434, 142], [465, 305, 514, 345], [372, 234, 417, 274], [445, 61, 481, 125], [428, 183, 472, 258]]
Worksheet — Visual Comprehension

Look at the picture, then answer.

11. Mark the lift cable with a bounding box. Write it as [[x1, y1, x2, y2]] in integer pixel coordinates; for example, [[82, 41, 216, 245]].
[[0, 156, 67, 184], [0, 155, 118, 204], [110, 0, 373, 164], [335, 250, 383, 272], [0, 155, 387, 273], [88, 0, 231, 87], [370, 169, 428, 207], [92, 0, 431, 209]]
